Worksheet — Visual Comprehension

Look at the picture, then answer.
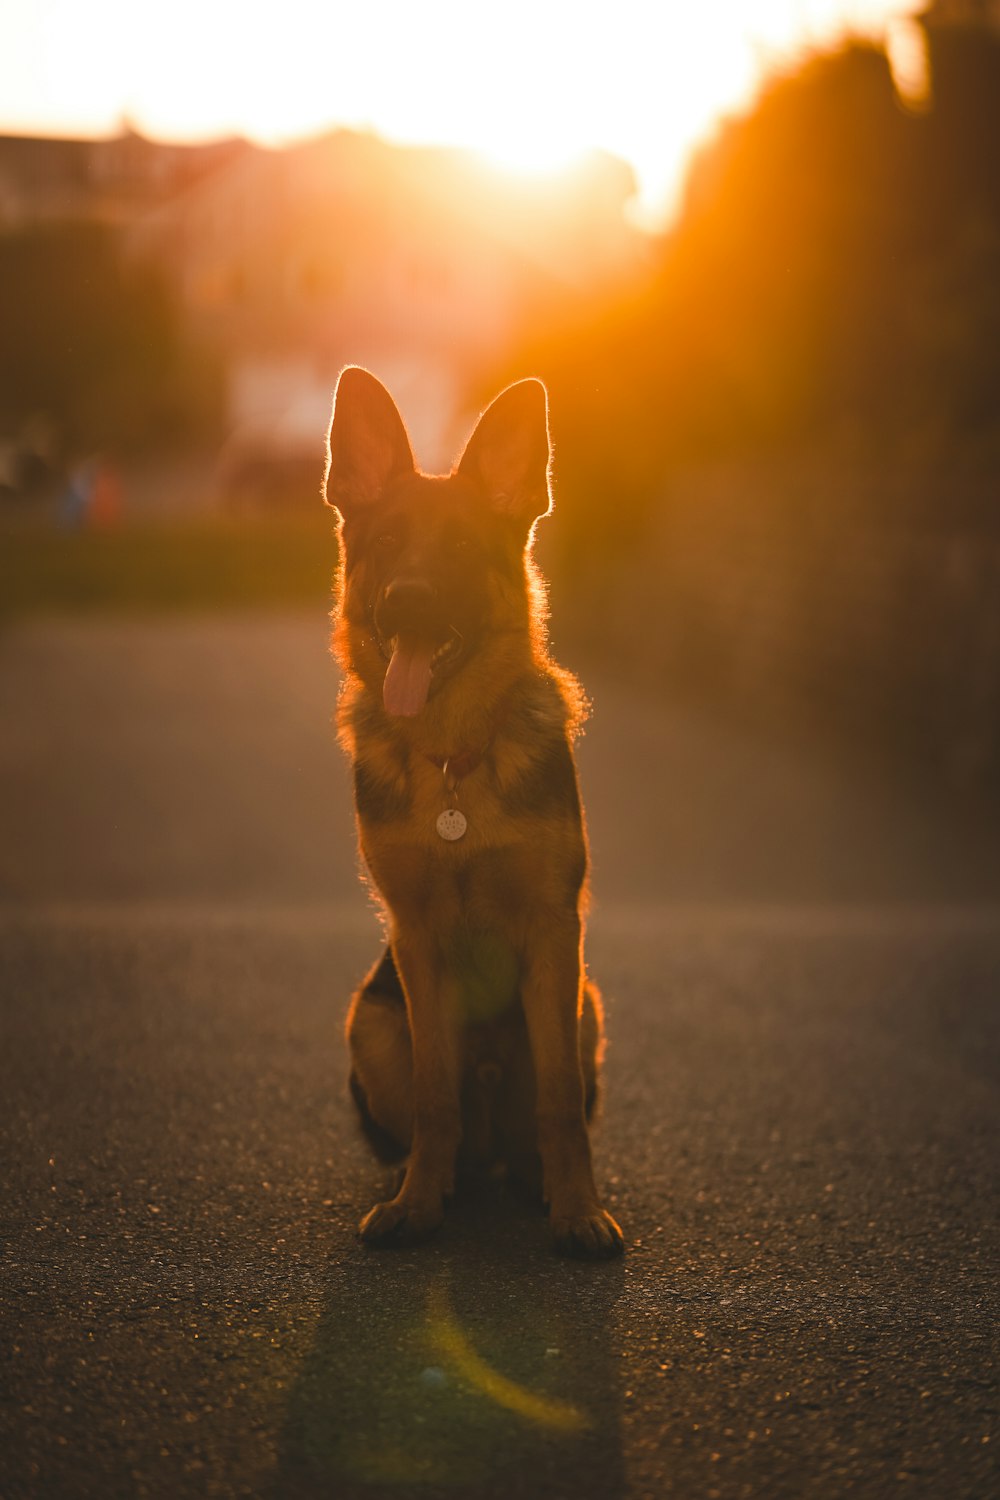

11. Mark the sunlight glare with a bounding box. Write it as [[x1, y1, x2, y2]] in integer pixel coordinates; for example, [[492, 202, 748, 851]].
[[3, 0, 922, 227], [474, 134, 591, 181]]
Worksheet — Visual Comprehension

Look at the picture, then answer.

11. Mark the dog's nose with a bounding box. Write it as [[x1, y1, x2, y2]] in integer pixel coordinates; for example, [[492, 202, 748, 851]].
[[384, 577, 435, 607], [380, 577, 438, 633]]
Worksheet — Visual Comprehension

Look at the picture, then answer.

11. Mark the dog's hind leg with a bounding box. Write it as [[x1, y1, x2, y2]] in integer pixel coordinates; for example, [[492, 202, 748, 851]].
[[346, 948, 413, 1162]]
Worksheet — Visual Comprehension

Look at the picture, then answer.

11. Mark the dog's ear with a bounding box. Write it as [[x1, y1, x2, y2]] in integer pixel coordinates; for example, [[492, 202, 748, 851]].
[[457, 379, 552, 529], [325, 367, 415, 516]]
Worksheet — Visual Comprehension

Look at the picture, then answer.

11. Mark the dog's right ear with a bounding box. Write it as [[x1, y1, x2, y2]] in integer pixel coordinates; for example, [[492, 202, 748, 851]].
[[325, 367, 415, 517]]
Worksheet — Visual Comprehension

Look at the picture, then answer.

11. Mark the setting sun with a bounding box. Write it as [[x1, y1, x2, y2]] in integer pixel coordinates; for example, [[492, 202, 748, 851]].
[[4, 0, 920, 225]]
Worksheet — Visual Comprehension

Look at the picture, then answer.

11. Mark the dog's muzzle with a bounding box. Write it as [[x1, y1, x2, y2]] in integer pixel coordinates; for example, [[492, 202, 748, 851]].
[[376, 576, 441, 641]]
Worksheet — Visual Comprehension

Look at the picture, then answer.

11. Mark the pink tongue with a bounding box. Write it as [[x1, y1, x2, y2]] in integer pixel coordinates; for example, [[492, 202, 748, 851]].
[[383, 633, 436, 717]]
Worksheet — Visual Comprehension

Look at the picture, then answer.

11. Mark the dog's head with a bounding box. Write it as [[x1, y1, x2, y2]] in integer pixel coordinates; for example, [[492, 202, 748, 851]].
[[326, 368, 552, 717]]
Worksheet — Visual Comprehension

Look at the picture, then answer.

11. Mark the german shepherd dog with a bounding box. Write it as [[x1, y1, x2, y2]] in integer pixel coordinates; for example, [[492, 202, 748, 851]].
[[326, 367, 623, 1259]]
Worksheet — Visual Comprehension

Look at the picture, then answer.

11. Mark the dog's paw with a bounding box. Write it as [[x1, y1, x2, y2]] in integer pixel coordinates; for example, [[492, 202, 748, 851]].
[[358, 1195, 443, 1247], [552, 1208, 624, 1260]]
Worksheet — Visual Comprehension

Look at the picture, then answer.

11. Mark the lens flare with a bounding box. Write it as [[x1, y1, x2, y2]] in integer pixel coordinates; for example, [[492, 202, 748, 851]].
[[426, 1284, 589, 1433]]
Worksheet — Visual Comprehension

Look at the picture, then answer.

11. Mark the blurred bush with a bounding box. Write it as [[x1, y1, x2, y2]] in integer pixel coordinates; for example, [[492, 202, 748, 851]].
[[0, 515, 335, 619]]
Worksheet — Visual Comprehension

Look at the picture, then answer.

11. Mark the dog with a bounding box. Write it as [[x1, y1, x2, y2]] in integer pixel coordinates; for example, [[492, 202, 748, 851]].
[[325, 367, 623, 1259]]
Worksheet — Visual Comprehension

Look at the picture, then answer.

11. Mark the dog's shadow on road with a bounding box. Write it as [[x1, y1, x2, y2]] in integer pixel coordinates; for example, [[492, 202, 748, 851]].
[[270, 1185, 626, 1499]]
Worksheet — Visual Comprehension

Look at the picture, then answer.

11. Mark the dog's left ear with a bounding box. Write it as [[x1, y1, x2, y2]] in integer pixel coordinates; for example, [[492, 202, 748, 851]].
[[457, 379, 552, 529]]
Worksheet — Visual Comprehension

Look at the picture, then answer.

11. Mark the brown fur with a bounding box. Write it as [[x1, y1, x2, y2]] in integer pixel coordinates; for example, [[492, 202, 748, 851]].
[[326, 367, 623, 1258]]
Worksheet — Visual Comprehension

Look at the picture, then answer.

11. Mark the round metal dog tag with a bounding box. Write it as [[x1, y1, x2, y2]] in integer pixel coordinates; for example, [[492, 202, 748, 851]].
[[436, 808, 467, 842]]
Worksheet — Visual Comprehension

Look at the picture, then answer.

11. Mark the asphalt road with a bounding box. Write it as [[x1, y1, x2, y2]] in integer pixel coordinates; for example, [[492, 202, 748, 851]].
[[1, 614, 997, 1500]]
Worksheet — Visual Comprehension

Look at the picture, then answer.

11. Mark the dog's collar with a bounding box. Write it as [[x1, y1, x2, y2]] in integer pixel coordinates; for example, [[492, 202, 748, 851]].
[[426, 745, 484, 786], [424, 700, 513, 790]]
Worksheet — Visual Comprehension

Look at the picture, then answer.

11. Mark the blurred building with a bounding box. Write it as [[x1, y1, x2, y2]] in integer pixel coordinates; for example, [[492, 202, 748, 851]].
[[123, 131, 644, 472], [918, 0, 1000, 99], [912, 0, 1000, 243], [918, 0, 1000, 27], [0, 124, 645, 493], [0, 127, 249, 228]]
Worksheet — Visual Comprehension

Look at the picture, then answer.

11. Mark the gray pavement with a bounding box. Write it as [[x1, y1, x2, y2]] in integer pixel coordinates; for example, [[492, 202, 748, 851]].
[[1, 615, 998, 1499]]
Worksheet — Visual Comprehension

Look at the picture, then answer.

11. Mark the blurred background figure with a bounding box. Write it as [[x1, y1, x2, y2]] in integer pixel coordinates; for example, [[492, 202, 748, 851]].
[[58, 455, 97, 530]]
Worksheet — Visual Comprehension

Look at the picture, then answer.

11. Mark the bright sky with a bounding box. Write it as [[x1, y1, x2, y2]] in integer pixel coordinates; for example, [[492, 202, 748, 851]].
[[2, 0, 921, 226]]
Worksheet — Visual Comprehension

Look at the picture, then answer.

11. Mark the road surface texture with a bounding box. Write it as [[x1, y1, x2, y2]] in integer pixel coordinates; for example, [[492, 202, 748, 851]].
[[1, 614, 997, 1500]]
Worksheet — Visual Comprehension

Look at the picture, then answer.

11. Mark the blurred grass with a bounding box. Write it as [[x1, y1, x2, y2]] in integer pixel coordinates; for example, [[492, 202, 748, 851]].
[[0, 515, 338, 620]]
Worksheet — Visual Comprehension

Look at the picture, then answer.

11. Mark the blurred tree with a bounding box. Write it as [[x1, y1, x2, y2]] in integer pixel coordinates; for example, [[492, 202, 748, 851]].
[[506, 34, 1000, 552], [0, 221, 222, 457]]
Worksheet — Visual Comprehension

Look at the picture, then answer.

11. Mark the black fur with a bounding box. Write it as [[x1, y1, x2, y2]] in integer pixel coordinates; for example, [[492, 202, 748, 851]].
[[499, 735, 583, 820], [349, 1069, 408, 1164], [352, 761, 411, 824]]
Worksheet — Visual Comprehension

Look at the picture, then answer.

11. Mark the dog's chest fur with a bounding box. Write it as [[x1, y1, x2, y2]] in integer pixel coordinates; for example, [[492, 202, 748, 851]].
[[340, 670, 587, 939]]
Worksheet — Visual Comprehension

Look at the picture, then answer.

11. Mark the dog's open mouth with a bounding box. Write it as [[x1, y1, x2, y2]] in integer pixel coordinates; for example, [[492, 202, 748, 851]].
[[382, 628, 463, 717]]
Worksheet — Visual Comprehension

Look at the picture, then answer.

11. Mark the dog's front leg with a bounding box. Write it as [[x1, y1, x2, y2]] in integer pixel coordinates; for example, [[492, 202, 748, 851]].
[[521, 916, 624, 1259], [357, 928, 460, 1246]]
